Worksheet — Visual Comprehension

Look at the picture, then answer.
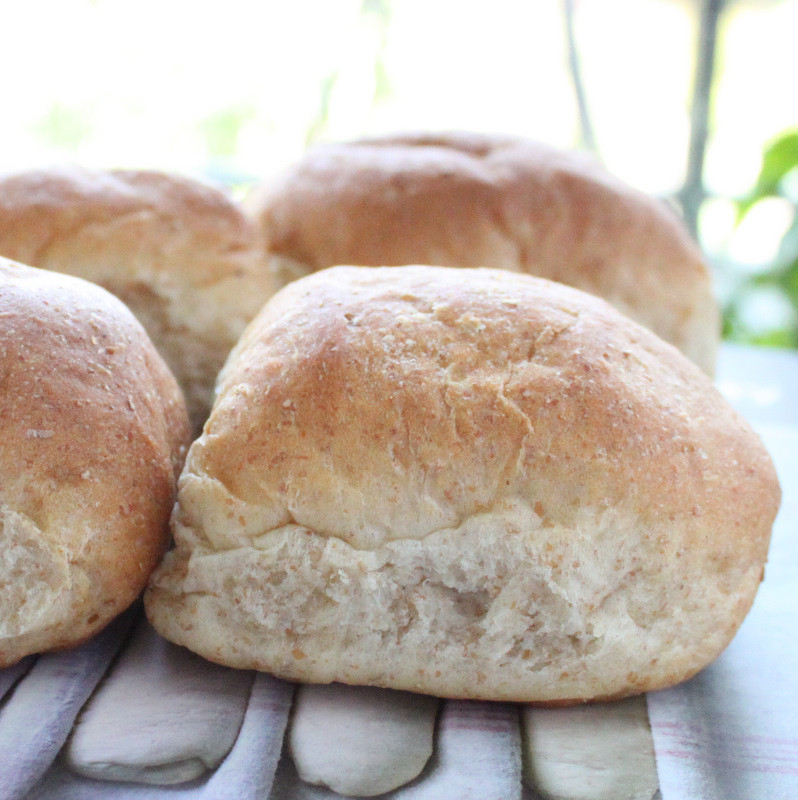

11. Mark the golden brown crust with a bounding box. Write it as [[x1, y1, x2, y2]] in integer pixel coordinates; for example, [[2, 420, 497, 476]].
[[146, 265, 779, 703], [245, 131, 719, 374], [0, 258, 191, 668], [0, 165, 273, 431]]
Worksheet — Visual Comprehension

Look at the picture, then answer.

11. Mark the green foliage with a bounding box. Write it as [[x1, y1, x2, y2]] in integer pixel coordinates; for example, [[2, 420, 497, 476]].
[[737, 131, 798, 219], [305, 0, 393, 146], [32, 103, 92, 150], [723, 129, 798, 349], [198, 106, 255, 159], [360, 0, 391, 21], [304, 71, 340, 147]]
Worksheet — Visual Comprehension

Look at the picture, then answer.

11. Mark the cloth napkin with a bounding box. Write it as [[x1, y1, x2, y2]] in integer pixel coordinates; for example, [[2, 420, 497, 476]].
[[0, 655, 34, 704], [0, 609, 135, 800], [270, 698, 523, 800], [26, 673, 294, 800]]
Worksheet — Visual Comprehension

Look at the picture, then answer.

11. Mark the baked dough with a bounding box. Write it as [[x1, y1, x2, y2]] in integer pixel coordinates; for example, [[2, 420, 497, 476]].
[[0, 165, 272, 431], [0, 258, 190, 668], [145, 265, 779, 703], [245, 131, 719, 373]]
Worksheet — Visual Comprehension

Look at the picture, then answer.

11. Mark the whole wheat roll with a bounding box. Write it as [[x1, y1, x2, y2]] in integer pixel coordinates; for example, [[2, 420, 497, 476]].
[[0, 165, 273, 432], [0, 258, 190, 668], [245, 131, 719, 374], [145, 265, 779, 704]]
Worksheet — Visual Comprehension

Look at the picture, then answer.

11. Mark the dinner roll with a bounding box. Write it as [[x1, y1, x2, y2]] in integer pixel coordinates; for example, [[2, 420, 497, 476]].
[[145, 265, 779, 704], [0, 259, 190, 668], [0, 165, 273, 431], [245, 131, 719, 374]]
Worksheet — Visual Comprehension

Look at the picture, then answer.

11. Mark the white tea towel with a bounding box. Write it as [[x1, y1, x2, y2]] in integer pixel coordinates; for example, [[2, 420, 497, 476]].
[[64, 619, 253, 785], [27, 673, 294, 800], [0, 608, 135, 800], [390, 699, 523, 800], [196, 672, 294, 800], [271, 698, 522, 799], [0, 656, 35, 703]]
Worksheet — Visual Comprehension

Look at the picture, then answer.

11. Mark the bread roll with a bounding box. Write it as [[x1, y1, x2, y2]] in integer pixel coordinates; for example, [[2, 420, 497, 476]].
[[145, 265, 779, 704], [245, 131, 719, 374], [0, 258, 190, 668], [0, 165, 273, 431]]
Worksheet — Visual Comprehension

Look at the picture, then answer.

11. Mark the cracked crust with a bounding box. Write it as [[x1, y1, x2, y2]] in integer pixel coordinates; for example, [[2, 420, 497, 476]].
[[145, 266, 779, 703], [0, 259, 191, 667], [245, 131, 719, 374], [0, 165, 274, 431]]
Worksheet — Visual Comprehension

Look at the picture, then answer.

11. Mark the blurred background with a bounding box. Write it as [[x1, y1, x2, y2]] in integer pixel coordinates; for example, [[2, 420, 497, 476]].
[[1, 0, 796, 348]]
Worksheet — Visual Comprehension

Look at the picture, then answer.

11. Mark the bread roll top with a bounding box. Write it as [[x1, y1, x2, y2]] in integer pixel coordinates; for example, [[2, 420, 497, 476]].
[[245, 132, 719, 374], [0, 165, 273, 430], [147, 265, 778, 703], [0, 258, 190, 667]]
